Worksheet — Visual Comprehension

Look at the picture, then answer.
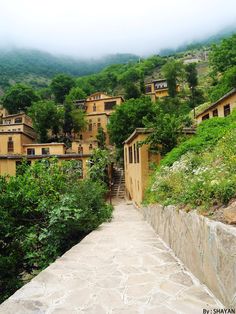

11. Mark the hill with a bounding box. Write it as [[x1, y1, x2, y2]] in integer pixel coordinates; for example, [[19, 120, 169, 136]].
[[145, 113, 236, 223], [0, 48, 139, 92]]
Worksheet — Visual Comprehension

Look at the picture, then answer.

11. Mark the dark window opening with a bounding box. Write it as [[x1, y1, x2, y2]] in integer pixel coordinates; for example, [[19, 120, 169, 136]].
[[145, 85, 152, 93], [202, 113, 210, 121], [15, 117, 22, 123], [104, 101, 116, 110], [27, 148, 35, 155], [212, 109, 218, 117], [128, 146, 133, 163], [93, 104, 96, 112], [42, 148, 50, 155], [89, 144, 93, 150], [78, 145, 83, 156], [136, 144, 140, 163], [224, 104, 231, 117], [133, 143, 136, 163], [7, 138, 14, 153]]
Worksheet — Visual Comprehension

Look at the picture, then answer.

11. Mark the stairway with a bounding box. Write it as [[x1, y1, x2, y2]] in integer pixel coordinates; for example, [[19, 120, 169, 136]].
[[111, 167, 125, 199]]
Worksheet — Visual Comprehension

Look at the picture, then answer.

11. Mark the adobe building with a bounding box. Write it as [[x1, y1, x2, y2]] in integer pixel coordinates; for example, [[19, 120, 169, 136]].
[[124, 128, 161, 206], [145, 79, 180, 102], [75, 92, 124, 146], [0, 113, 90, 177], [195, 88, 236, 124]]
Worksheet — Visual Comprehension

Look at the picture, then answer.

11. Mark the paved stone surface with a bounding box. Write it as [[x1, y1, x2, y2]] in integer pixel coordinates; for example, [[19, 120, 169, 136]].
[[0, 202, 223, 313]]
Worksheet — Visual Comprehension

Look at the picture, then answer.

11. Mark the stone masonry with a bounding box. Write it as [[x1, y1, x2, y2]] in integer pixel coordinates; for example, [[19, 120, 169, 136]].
[[0, 202, 223, 313]]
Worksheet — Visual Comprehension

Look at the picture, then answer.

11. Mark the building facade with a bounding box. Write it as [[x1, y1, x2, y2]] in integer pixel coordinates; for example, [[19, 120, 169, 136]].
[[195, 89, 236, 124], [75, 92, 124, 146], [124, 128, 161, 206], [0, 113, 90, 177]]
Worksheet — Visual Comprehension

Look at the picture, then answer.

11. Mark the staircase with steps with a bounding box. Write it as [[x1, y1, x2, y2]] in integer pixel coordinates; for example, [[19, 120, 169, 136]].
[[111, 167, 125, 199]]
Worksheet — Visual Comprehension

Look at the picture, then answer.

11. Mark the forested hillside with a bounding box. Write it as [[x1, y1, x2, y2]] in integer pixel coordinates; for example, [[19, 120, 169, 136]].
[[0, 48, 139, 91]]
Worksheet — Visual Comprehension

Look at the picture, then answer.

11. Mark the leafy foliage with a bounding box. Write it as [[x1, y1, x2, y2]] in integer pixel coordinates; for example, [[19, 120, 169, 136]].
[[108, 97, 154, 150], [145, 111, 236, 210], [0, 159, 113, 302], [28, 100, 63, 142], [50, 74, 75, 104], [2, 84, 39, 114]]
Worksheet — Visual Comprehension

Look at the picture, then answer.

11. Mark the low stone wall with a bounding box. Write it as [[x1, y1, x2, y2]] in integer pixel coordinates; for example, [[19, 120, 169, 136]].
[[139, 204, 236, 307]]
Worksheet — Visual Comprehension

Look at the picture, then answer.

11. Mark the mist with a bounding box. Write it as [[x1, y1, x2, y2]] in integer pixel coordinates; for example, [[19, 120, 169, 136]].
[[0, 0, 236, 58]]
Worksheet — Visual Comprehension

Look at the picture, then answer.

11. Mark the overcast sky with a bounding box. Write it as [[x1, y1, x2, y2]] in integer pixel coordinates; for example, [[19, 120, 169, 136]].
[[0, 0, 235, 58]]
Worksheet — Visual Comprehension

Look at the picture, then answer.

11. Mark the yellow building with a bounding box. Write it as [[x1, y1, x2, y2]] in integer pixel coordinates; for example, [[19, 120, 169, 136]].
[[196, 88, 236, 124], [124, 128, 161, 206], [0, 113, 91, 177], [145, 79, 180, 102], [75, 92, 124, 145]]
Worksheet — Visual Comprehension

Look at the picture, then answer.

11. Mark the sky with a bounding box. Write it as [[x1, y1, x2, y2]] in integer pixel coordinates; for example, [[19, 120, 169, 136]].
[[0, 0, 236, 58]]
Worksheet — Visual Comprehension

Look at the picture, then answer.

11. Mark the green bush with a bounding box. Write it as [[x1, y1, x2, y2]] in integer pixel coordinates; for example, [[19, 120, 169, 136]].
[[0, 158, 113, 302], [145, 112, 236, 212]]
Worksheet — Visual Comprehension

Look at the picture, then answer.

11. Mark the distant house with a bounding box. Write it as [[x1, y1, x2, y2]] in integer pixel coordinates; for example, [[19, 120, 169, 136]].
[[145, 79, 179, 102], [195, 88, 236, 124], [123, 128, 161, 206], [0, 113, 90, 177], [74, 92, 124, 147]]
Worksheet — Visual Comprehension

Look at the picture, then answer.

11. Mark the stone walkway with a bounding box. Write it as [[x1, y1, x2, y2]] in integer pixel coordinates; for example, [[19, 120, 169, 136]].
[[0, 202, 223, 314]]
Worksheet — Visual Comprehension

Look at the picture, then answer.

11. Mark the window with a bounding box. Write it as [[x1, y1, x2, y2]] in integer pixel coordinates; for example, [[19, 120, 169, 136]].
[[7, 137, 14, 153], [202, 113, 210, 121], [15, 117, 22, 123], [136, 144, 140, 163], [128, 146, 133, 163], [42, 147, 50, 155], [145, 85, 152, 93], [78, 145, 83, 156], [79, 134, 83, 140], [212, 109, 218, 117], [89, 144, 93, 150], [104, 101, 116, 110], [224, 104, 231, 117], [97, 122, 101, 129], [27, 148, 35, 155], [93, 103, 96, 112], [88, 120, 92, 131], [133, 143, 136, 163]]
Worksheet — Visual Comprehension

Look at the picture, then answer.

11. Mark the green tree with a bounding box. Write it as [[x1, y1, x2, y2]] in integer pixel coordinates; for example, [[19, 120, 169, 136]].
[[50, 74, 75, 104], [144, 103, 183, 155], [28, 100, 63, 142], [88, 148, 111, 184], [0, 158, 113, 302], [96, 127, 107, 149], [108, 97, 154, 150], [124, 83, 141, 99], [209, 34, 236, 73], [65, 86, 87, 103], [162, 60, 183, 98], [63, 103, 87, 139], [2, 84, 39, 114], [185, 63, 199, 108]]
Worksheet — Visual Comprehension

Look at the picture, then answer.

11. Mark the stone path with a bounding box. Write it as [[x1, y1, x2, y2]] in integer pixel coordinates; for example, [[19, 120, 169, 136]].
[[0, 202, 223, 314]]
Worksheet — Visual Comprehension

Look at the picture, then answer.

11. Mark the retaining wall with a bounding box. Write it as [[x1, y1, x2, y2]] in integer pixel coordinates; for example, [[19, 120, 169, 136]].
[[139, 204, 236, 307]]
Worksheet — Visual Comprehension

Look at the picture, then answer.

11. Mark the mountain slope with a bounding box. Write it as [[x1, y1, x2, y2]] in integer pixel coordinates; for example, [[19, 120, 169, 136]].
[[0, 49, 139, 91]]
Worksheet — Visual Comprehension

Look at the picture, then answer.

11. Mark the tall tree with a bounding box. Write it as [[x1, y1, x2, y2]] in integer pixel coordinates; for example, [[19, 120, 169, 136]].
[[2, 84, 39, 114], [108, 97, 154, 150], [50, 74, 75, 104], [96, 127, 107, 149], [185, 63, 198, 109], [162, 60, 183, 98], [28, 100, 63, 142]]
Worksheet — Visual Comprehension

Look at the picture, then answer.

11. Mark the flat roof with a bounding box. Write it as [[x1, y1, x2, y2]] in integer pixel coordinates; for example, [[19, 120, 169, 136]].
[[196, 88, 236, 118], [146, 79, 167, 85], [0, 130, 36, 140], [2, 113, 27, 118], [0, 153, 92, 160], [123, 128, 153, 144], [23, 143, 66, 147]]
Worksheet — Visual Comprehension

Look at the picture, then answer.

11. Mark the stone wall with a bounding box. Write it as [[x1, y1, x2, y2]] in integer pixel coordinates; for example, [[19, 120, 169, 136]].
[[138, 204, 236, 307]]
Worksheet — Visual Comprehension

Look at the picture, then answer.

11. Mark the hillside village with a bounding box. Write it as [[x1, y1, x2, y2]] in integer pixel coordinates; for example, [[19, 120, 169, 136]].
[[0, 33, 236, 310]]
